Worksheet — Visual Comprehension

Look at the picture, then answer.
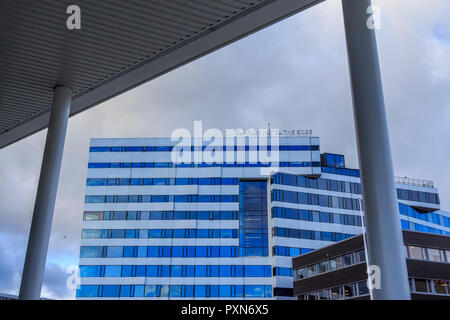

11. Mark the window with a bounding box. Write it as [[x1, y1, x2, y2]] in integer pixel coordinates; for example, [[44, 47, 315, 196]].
[[342, 253, 354, 267], [414, 279, 429, 293], [409, 246, 425, 260], [343, 284, 355, 298], [427, 248, 441, 262], [432, 280, 448, 294]]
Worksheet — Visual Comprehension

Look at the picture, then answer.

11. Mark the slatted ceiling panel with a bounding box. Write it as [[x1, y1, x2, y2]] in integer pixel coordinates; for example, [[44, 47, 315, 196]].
[[0, 0, 323, 147], [0, 0, 265, 135]]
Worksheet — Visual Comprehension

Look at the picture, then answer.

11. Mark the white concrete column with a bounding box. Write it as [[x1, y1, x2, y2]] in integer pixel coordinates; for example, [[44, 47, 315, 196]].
[[19, 85, 72, 300], [341, 0, 410, 299]]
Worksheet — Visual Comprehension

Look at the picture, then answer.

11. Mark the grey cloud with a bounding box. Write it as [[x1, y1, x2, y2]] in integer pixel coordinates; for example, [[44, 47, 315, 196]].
[[0, 0, 449, 299]]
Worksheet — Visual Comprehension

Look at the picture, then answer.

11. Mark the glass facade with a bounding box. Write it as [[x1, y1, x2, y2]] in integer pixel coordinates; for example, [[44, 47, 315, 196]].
[[78, 138, 450, 300], [239, 181, 268, 257]]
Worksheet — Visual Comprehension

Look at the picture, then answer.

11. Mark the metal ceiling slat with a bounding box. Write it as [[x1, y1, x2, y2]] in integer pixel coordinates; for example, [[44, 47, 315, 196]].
[[81, 1, 195, 39], [0, 51, 114, 83], [0, 30, 136, 71], [0, 23, 154, 64], [1, 7, 172, 53], [0, 86, 51, 103]]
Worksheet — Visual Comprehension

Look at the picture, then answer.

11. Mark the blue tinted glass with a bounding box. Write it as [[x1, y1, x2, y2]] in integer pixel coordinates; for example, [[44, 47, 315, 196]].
[[121, 265, 133, 277], [79, 265, 101, 277], [104, 265, 121, 277], [77, 285, 99, 297], [102, 285, 120, 297], [107, 246, 123, 258], [80, 246, 103, 258]]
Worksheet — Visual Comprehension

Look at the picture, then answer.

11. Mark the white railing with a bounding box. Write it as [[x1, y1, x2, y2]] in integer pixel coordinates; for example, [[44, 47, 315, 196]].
[[395, 176, 434, 188]]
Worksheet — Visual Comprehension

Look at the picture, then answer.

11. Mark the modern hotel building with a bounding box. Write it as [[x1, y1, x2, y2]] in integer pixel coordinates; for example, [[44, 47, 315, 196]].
[[77, 136, 450, 299]]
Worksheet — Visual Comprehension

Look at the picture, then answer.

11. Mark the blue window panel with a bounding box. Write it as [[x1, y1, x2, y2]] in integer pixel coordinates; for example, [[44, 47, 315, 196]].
[[119, 285, 132, 297], [77, 285, 99, 297], [185, 285, 194, 297], [134, 285, 145, 297], [173, 229, 185, 238], [221, 229, 234, 238], [161, 246, 171, 257], [102, 285, 120, 297], [85, 195, 105, 203], [171, 265, 182, 277], [210, 285, 219, 297], [234, 285, 244, 297], [79, 265, 101, 277], [144, 285, 158, 297], [107, 246, 123, 258], [169, 285, 182, 297], [113, 212, 126, 220], [104, 265, 121, 277], [244, 285, 265, 298], [196, 246, 207, 257], [160, 265, 170, 277], [86, 178, 107, 186], [117, 195, 128, 203], [146, 265, 158, 277], [121, 265, 133, 277], [80, 246, 103, 258], [172, 246, 183, 257], [195, 285, 206, 297], [186, 265, 195, 277], [135, 265, 146, 277], [244, 265, 266, 277], [88, 163, 109, 168], [186, 247, 196, 258], [220, 265, 232, 277], [123, 246, 136, 257], [235, 265, 244, 277], [90, 147, 111, 152], [220, 285, 232, 297], [152, 195, 167, 202], [195, 265, 207, 277], [210, 246, 220, 257], [111, 229, 125, 239], [148, 229, 162, 238]]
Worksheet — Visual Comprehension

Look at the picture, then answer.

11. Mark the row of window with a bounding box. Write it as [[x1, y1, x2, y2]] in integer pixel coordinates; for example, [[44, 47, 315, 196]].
[[273, 227, 355, 243], [321, 166, 360, 177], [89, 145, 319, 152], [83, 211, 239, 221], [85, 194, 239, 204], [274, 171, 440, 205], [410, 278, 450, 295], [297, 280, 369, 300], [79, 264, 271, 278], [271, 189, 362, 211], [271, 207, 362, 227], [80, 246, 240, 258], [86, 177, 239, 187], [272, 172, 362, 194], [397, 189, 440, 205], [294, 249, 366, 280], [81, 228, 238, 239], [399, 203, 449, 227], [88, 161, 321, 169], [77, 284, 272, 298], [273, 267, 293, 277], [401, 219, 450, 236], [405, 245, 450, 264], [272, 246, 314, 257]]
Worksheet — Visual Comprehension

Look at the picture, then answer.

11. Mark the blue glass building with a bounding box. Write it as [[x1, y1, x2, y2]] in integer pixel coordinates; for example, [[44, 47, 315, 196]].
[[77, 137, 450, 299]]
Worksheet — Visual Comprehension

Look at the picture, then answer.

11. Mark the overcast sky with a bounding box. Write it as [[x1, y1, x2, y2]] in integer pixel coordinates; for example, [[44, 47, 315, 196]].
[[0, 0, 449, 299]]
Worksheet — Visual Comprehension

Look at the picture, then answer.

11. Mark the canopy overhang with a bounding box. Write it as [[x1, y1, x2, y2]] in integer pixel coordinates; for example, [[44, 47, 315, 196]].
[[0, 0, 323, 149]]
